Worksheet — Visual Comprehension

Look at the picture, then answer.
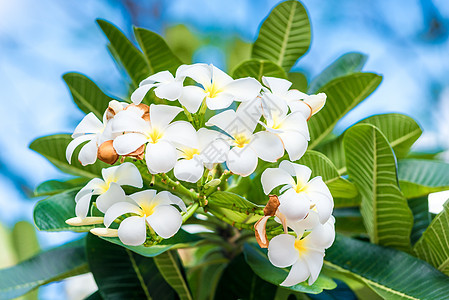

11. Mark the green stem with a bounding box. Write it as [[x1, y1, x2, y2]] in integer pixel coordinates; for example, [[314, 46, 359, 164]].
[[182, 202, 200, 223], [211, 210, 255, 230], [205, 170, 232, 197], [156, 173, 199, 201]]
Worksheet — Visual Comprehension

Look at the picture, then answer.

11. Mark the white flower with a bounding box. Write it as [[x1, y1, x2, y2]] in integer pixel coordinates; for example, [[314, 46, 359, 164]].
[[267, 216, 335, 286], [66, 100, 126, 166], [206, 103, 284, 177], [112, 104, 198, 174], [261, 161, 333, 224], [178, 63, 262, 112], [261, 93, 310, 161], [103, 190, 186, 246], [262, 76, 326, 120], [174, 128, 229, 183], [131, 69, 188, 104], [74, 163, 143, 218]]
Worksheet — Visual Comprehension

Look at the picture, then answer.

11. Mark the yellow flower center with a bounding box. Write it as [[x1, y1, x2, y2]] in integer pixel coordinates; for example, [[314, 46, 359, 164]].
[[270, 116, 282, 130], [139, 202, 158, 217], [233, 133, 251, 148], [294, 238, 308, 255], [99, 176, 117, 193], [205, 82, 223, 98], [182, 147, 200, 160], [148, 128, 163, 144]]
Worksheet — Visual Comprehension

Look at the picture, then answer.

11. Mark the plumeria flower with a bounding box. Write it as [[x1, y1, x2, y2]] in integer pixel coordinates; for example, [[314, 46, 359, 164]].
[[74, 163, 143, 219], [206, 102, 284, 176], [262, 76, 326, 120], [112, 104, 198, 174], [261, 93, 310, 161], [178, 63, 262, 112], [131, 68, 188, 104], [174, 128, 229, 183], [261, 161, 333, 224], [268, 216, 335, 286], [66, 100, 125, 166], [103, 190, 186, 246]]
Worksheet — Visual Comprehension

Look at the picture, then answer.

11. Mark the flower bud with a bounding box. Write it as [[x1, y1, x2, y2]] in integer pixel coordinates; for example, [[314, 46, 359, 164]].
[[105, 100, 125, 121], [90, 228, 119, 237], [97, 140, 119, 165], [66, 217, 104, 226]]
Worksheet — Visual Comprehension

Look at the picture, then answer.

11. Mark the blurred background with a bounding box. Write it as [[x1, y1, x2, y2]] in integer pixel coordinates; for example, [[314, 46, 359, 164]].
[[1, 0, 449, 298]]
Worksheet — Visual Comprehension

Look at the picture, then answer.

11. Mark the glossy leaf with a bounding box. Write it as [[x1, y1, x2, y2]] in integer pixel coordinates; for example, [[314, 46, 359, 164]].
[[86, 234, 177, 299], [97, 19, 150, 87], [326, 234, 449, 300], [34, 177, 88, 197], [134, 27, 182, 74], [63, 72, 113, 119], [414, 200, 449, 275], [232, 59, 287, 81], [309, 73, 382, 149], [252, 0, 311, 71], [308, 52, 367, 93], [12, 221, 40, 262], [288, 72, 308, 92], [398, 159, 449, 198], [0, 238, 88, 299], [243, 243, 336, 294], [409, 196, 431, 245], [30, 134, 107, 179], [333, 208, 366, 235], [344, 124, 413, 252]]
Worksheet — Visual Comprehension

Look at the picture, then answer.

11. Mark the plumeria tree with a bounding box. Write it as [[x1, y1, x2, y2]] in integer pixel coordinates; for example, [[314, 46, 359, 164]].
[[2, 1, 449, 299]]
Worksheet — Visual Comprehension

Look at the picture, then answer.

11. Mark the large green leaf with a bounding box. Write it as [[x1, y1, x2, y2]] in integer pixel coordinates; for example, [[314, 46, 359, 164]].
[[398, 159, 449, 198], [34, 177, 88, 197], [297, 150, 358, 199], [0, 238, 88, 299], [97, 19, 150, 87], [153, 251, 192, 300], [63, 72, 113, 119], [232, 59, 287, 81], [30, 134, 107, 179], [207, 191, 262, 224], [325, 234, 449, 300], [409, 196, 431, 245], [333, 208, 366, 236], [86, 234, 177, 299], [134, 27, 182, 74], [214, 253, 277, 300], [309, 73, 382, 149], [12, 221, 40, 262], [243, 243, 336, 294], [413, 200, 449, 275], [308, 52, 367, 93], [344, 124, 413, 252], [252, 0, 311, 71], [288, 72, 308, 92]]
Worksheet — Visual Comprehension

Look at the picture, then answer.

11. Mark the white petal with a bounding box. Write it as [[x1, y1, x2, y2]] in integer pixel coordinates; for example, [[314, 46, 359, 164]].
[[66, 134, 94, 163], [267, 234, 298, 268], [250, 131, 284, 162], [223, 77, 261, 102], [75, 192, 94, 219], [96, 182, 126, 213], [226, 146, 258, 177], [145, 140, 177, 174], [279, 112, 309, 139], [129, 190, 157, 208], [76, 178, 104, 201], [304, 250, 325, 285], [288, 100, 312, 120], [154, 191, 187, 212], [279, 161, 312, 186], [307, 220, 335, 249], [211, 65, 233, 88], [178, 85, 206, 113], [112, 110, 149, 133], [154, 81, 183, 101], [118, 216, 147, 246], [174, 157, 204, 183], [113, 162, 143, 188], [141, 70, 174, 85], [113, 133, 147, 155], [236, 99, 263, 134], [178, 63, 211, 87], [305, 93, 326, 115], [261, 168, 295, 195], [285, 89, 308, 102], [205, 109, 236, 133], [307, 176, 332, 198], [149, 104, 183, 129], [307, 177, 333, 224], [131, 83, 157, 104], [198, 129, 230, 164], [206, 93, 235, 110], [278, 189, 310, 222], [163, 121, 198, 148], [72, 113, 103, 137], [287, 211, 321, 236], [262, 76, 292, 95], [261, 93, 289, 122], [101, 164, 120, 183], [146, 205, 182, 239], [78, 139, 98, 166], [104, 202, 141, 227], [279, 131, 308, 161], [281, 258, 310, 287]]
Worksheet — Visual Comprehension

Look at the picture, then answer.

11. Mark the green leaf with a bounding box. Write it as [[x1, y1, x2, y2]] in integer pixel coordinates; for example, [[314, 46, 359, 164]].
[[252, 0, 311, 71], [34, 178, 89, 197], [232, 59, 287, 81], [30, 134, 108, 179], [288, 72, 308, 91], [12, 221, 40, 262], [326, 234, 449, 300], [0, 238, 88, 299], [398, 159, 449, 198], [134, 27, 182, 74], [63, 72, 113, 119], [243, 243, 337, 294], [214, 253, 277, 300], [207, 191, 262, 223], [297, 150, 358, 199], [409, 196, 431, 245], [333, 208, 366, 236], [344, 124, 413, 252], [153, 251, 192, 300], [100, 229, 202, 258], [308, 52, 368, 93], [413, 200, 449, 275], [309, 73, 382, 149], [86, 234, 177, 300], [96, 19, 150, 87]]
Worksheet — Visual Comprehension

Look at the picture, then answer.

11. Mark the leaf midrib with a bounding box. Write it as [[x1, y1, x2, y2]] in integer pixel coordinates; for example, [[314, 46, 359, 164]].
[[277, 1, 297, 68], [126, 249, 152, 300]]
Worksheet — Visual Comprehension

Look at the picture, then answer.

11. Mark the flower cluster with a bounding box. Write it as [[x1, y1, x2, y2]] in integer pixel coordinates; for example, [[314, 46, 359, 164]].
[[65, 63, 334, 287]]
